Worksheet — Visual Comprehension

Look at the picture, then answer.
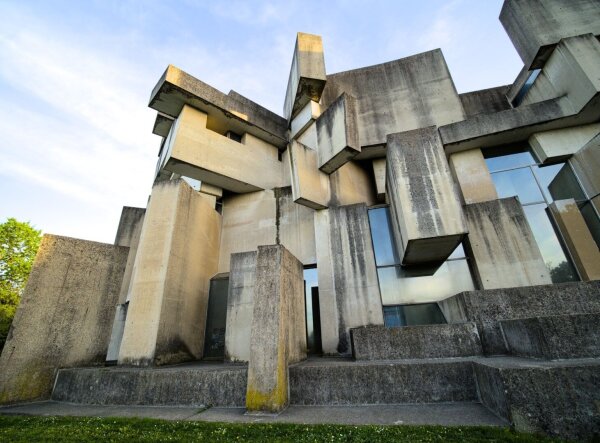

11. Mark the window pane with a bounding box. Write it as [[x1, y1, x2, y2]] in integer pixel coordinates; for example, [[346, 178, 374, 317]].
[[368, 207, 400, 266], [580, 202, 600, 249], [448, 243, 466, 260], [304, 268, 318, 350], [484, 148, 536, 172], [522, 204, 578, 283], [383, 304, 446, 327], [490, 167, 544, 204], [543, 164, 587, 203], [378, 260, 475, 305]]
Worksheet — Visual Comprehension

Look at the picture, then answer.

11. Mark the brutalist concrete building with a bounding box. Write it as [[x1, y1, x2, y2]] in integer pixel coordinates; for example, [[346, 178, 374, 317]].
[[1, 0, 600, 438]]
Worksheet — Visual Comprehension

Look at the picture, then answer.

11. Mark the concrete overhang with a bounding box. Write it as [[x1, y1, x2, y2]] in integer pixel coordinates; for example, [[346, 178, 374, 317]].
[[149, 65, 288, 149], [152, 112, 175, 138]]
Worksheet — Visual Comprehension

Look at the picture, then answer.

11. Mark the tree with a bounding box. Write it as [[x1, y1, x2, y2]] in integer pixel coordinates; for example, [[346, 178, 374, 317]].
[[0, 218, 42, 350]]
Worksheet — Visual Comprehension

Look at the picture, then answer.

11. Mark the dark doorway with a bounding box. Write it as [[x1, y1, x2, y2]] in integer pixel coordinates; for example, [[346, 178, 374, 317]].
[[203, 275, 229, 359], [304, 268, 322, 354]]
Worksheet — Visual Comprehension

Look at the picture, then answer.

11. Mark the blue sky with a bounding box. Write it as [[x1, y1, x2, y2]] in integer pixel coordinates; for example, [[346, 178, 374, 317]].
[[0, 0, 522, 243]]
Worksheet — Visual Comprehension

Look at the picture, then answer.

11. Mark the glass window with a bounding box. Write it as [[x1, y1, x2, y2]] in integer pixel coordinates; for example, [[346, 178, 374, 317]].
[[484, 147, 536, 172], [490, 168, 545, 204], [383, 304, 446, 328], [304, 268, 318, 351], [368, 207, 400, 266], [580, 202, 600, 249], [203, 277, 229, 359], [541, 164, 587, 203]]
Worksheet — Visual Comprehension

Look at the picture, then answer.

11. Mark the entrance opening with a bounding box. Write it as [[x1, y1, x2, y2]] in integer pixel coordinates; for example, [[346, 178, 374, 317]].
[[304, 268, 322, 354], [203, 274, 229, 360]]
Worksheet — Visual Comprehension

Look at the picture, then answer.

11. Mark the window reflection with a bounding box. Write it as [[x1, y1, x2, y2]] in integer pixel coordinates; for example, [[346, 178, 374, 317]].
[[304, 268, 318, 351], [383, 304, 446, 328], [368, 207, 400, 266], [484, 147, 536, 172], [490, 168, 544, 204]]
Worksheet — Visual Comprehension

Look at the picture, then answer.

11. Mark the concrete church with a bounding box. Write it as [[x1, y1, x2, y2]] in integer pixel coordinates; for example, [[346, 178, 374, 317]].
[[1, 0, 600, 439]]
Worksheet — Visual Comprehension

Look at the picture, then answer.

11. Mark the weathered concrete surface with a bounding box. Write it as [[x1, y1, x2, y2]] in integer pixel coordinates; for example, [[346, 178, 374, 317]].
[[438, 281, 600, 355], [199, 182, 223, 198], [316, 93, 359, 174], [225, 252, 256, 363], [449, 149, 498, 205], [152, 112, 175, 138], [500, 313, 600, 359], [500, 0, 600, 69], [529, 123, 600, 164], [386, 127, 467, 265], [372, 158, 386, 201], [158, 105, 284, 193], [289, 140, 330, 210], [246, 245, 305, 413], [284, 32, 326, 121], [277, 187, 317, 265], [149, 65, 287, 147], [329, 160, 377, 208], [52, 363, 247, 407], [0, 235, 128, 404], [350, 323, 482, 361], [118, 180, 221, 366], [464, 198, 551, 290], [474, 357, 600, 440], [289, 358, 477, 405], [315, 204, 384, 356], [549, 199, 600, 280], [321, 50, 465, 150], [290, 100, 320, 140], [459, 86, 511, 118], [570, 132, 600, 199]]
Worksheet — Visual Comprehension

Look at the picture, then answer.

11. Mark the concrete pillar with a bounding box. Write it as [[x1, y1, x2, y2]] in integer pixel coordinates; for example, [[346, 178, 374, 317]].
[[372, 158, 386, 201], [465, 197, 551, 289], [246, 245, 305, 414], [549, 199, 600, 281], [118, 179, 221, 366], [449, 149, 498, 205]]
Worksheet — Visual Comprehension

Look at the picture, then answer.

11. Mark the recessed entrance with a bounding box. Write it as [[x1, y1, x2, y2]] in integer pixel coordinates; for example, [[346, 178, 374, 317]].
[[304, 267, 322, 354]]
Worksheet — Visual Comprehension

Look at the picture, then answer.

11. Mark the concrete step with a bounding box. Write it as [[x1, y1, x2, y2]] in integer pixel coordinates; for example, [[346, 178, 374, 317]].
[[350, 323, 482, 360], [52, 362, 248, 407], [500, 313, 600, 359], [473, 356, 600, 440], [289, 357, 478, 405]]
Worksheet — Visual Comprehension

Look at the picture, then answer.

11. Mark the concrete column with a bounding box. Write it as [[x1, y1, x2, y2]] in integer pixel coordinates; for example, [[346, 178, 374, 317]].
[[549, 199, 600, 281], [449, 149, 498, 205], [118, 179, 221, 366], [372, 158, 386, 202], [246, 245, 305, 414]]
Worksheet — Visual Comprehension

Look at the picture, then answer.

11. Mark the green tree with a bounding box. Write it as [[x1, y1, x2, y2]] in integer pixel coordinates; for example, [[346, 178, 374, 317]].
[[0, 218, 42, 350]]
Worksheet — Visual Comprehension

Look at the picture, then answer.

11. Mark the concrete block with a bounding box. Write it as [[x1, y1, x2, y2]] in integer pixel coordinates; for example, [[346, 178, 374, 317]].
[[570, 133, 600, 198], [246, 245, 305, 413], [0, 235, 128, 404], [290, 100, 320, 140], [225, 252, 257, 363], [152, 112, 174, 138], [372, 158, 386, 201], [529, 123, 600, 164], [288, 140, 330, 210], [315, 204, 384, 356], [329, 160, 378, 208], [276, 187, 317, 265], [459, 86, 511, 118], [500, 0, 600, 69], [350, 323, 482, 360], [449, 149, 498, 205], [316, 93, 359, 174], [464, 197, 551, 290], [158, 105, 284, 193], [199, 182, 223, 198], [284, 33, 326, 121], [500, 313, 600, 359], [549, 199, 600, 280], [118, 180, 221, 366], [386, 127, 467, 265]]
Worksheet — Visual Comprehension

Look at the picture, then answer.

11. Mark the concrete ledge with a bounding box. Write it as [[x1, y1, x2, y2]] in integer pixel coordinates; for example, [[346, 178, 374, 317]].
[[501, 313, 600, 359], [350, 323, 482, 361]]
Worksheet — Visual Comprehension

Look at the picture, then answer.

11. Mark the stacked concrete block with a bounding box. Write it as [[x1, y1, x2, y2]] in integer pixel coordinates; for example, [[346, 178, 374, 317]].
[[290, 100, 320, 139], [289, 139, 330, 210], [570, 133, 600, 199], [448, 149, 498, 205], [529, 123, 600, 164]]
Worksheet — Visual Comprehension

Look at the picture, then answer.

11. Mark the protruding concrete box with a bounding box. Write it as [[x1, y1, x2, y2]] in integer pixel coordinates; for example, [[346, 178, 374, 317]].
[[290, 100, 320, 139], [284, 32, 327, 121], [570, 133, 600, 199], [386, 127, 468, 265], [289, 140, 330, 210], [246, 245, 305, 414], [372, 158, 386, 201], [529, 124, 600, 164], [464, 197, 551, 289], [449, 149, 498, 205]]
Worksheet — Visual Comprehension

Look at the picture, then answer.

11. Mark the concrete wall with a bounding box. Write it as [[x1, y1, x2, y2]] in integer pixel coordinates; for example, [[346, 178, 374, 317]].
[[529, 123, 600, 164], [449, 148, 498, 205], [277, 187, 317, 265], [118, 180, 221, 366], [386, 127, 467, 264], [464, 197, 551, 290], [315, 204, 384, 356], [0, 235, 128, 404], [459, 86, 511, 118]]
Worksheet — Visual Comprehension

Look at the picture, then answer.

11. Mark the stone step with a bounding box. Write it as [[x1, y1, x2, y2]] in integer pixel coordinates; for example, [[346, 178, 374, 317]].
[[350, 323, 482, 360], [289, 357, 478, 405], [500, 313, 600, 359]]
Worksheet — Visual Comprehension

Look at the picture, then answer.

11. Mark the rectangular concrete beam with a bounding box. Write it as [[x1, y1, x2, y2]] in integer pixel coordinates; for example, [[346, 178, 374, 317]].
[[288, 140, 330, 210], [290, 100, 320, 140], [529, 123, 600, 164], [283, 33, 326, 121], [449, 149, 498, 205], [386, 127, 467, 265]]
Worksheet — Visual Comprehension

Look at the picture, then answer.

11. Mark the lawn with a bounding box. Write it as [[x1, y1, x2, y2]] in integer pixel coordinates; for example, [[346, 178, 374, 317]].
[[0, 415, 562, 442]]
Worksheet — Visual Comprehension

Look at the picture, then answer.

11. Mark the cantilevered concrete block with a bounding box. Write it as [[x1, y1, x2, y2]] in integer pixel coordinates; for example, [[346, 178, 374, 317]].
[[315, 204, 384, 356], [277, 187, 317, 266], [386, 127, 468, 265], [529, 124, 600, 164], [0, 235, 128, 404], [118, 180, 221, 366], [158, 105, 284, 193], [449, 149, 498, 205], [288, 140, 330, 210], [316, 93, 359, 174], [284, 33, 326, 121], [246, 245, 305, 414], [465, 197, 551, 290], [290, 100, 320, 139]]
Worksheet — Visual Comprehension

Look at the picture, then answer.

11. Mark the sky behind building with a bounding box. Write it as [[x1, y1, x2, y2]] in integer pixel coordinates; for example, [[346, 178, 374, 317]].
[[0, 0, 522, 243]]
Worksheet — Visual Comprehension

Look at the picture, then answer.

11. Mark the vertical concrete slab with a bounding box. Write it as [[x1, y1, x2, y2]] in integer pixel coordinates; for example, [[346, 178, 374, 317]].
[[290, 100, 320, 139], [529, 124, 600, 164], [118, 179, 221, 366], [0, 235, 128, 404], [386, 127, 468, 264], [372, 158, 386, 201], [449, 149, 498, 205], [288, 139, 330, 210], [246, 245, 305, 414], [549, 199, 600, 281], [225, 251, 257, 362], [314, 204, 384, 356], [465, 197, 551, 290], [276, 187, 317, 265], [570, 133, 600, 199]]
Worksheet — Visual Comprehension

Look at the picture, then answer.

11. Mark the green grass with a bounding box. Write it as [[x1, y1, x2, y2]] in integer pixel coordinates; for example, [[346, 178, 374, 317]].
[[0, 415, 562, 442]]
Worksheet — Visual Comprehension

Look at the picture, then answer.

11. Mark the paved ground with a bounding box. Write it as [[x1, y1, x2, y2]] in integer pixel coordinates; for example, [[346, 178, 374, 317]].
[[0, 401, 507, 427]]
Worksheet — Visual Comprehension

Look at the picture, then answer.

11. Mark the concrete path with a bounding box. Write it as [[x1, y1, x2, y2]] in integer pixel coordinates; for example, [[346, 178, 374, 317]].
[[0, 401, 507, 427]]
